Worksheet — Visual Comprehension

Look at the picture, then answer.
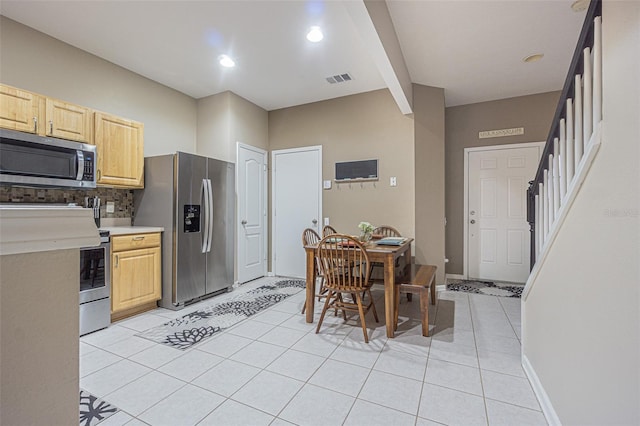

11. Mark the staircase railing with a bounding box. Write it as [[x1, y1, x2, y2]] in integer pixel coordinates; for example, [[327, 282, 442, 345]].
[[527, 0, 602, 269]]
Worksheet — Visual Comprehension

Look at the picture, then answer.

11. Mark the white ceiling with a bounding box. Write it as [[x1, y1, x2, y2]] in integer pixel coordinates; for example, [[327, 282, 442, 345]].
[[0, 1, 586, 111]]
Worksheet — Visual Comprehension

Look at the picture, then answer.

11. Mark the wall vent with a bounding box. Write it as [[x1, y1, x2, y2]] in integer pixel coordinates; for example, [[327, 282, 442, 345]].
[[326, 73, 353, 84]]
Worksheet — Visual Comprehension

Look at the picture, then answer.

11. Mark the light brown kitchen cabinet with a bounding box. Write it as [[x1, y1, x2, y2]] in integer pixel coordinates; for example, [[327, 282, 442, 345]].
[[0, 84, 92, 142], [45, 98, 92, 143], [0, 84, 42, 134], [1, 84, 145, 188], [94, 112, 144, 188], [111, 233, 161, 320]]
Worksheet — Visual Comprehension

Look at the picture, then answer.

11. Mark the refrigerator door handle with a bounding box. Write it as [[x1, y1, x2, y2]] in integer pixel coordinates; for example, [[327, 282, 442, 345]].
[[201, 178, 210, 253], [206, 179, 214, 253]]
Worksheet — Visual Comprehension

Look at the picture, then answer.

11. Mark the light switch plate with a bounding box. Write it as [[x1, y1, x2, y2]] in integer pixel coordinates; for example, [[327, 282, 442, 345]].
[[323, 180, 332, 189], [324, 217, 330, 226], [390, 176, 397, 187], [106, 201, 115, 213]]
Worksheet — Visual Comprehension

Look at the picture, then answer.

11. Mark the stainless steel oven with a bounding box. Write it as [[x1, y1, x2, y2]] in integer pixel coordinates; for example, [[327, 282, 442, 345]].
[[79, 231, 111, 336]]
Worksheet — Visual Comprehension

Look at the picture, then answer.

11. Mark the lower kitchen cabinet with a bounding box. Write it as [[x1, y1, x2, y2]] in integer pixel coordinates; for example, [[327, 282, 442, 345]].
[[111, 233, 161, 320]]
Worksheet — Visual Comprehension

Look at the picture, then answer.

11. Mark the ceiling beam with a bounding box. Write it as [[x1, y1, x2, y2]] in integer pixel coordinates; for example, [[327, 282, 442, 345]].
[[344, 0, 413, 115]]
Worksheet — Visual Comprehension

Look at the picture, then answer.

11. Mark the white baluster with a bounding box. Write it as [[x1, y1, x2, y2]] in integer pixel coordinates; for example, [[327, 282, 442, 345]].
[[552, 154, 560, 220], [543, 172, 549, 239], [593, 16, 603, 125], [539, 182, 545, 248], [535, 194, 540, 256], [575, 74, 584, 169], [566, 99, 575, 189], [547, 155, 555, 225], [559, 121, 567, 201], [583, 47, 593, 144]]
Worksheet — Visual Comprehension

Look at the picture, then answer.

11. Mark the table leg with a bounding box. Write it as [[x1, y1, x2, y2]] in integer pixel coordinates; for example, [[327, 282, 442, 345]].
[[384, 253, 396, 338], [305, 248, 316, 323]]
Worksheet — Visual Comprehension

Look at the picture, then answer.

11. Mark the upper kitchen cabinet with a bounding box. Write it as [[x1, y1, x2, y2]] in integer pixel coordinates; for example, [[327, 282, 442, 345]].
[[94, 112, 144, 188], [45, 98, 92, 143], [0, 84, 42, 134], [1, 84, 92, 142]]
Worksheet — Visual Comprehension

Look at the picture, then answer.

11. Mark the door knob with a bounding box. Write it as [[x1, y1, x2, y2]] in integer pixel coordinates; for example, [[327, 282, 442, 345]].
[[470, 220, 476, 224], [241, 220, 247, 225], [470, 210, 476, 215], [312, 219, 318, 225]]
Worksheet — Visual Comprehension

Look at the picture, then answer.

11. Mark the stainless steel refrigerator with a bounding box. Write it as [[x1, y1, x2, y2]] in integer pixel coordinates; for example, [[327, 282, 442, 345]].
[[133, 152, 235, 310]]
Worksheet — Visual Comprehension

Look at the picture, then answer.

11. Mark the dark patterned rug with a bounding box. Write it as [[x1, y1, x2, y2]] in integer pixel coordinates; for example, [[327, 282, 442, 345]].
[[137, 279, 305, 350], [79, 390, 118, 426], [446, 279, 524, 298]]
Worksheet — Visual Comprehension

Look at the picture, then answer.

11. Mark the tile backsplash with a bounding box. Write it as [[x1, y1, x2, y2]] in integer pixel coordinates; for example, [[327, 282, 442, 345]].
[[0, 186, 134, 221]]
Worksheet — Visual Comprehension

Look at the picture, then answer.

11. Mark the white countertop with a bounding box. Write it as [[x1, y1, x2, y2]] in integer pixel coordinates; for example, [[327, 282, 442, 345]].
[[0, 205, 100, 255], [100, 226, 164, 235]]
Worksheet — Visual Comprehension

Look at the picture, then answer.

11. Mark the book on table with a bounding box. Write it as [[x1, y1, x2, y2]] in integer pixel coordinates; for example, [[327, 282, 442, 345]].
[[375, 237, 407, 246]]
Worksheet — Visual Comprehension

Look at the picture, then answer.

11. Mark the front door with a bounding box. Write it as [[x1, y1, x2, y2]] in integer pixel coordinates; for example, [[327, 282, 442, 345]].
[[272, 146, 322, 278], [237, 143, 267, 284], [467, 144, 543, 283]]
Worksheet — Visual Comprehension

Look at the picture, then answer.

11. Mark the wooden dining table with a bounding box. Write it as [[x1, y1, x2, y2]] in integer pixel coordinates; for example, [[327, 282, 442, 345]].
[[303, 237, 414, 338]]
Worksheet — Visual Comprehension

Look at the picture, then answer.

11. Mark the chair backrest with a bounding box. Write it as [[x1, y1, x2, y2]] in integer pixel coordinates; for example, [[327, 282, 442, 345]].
[[373, 225, 401, 237], [316, 234, 370, 292], [322, 225, 338, 237], [302, 228, 321, 246]]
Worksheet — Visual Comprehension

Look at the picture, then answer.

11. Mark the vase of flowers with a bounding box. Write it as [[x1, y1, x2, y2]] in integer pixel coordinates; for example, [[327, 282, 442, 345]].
[[358, 221, 375, 243]]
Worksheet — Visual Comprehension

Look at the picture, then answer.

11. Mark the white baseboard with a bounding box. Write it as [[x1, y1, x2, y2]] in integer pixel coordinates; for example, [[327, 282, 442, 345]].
[[436, 284, 447, 292], [446, 273, 465, 280], [522, 354, 561, 426], [267, 271, 275, 277]]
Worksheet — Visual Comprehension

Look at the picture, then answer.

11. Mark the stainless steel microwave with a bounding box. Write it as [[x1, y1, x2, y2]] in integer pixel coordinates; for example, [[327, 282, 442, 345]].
[[0, 128, 96, 188]]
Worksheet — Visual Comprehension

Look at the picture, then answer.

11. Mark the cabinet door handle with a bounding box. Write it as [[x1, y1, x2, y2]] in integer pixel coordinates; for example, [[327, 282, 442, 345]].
[[97, 170, 101, 180], [132, 236, 145, 241], [33, 117, 38, 132], [49, 120, 53, 135], [115, 254, 119, 268]]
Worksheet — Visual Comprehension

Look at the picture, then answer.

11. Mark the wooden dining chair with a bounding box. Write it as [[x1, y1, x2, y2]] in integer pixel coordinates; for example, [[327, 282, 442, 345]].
[[315, 234, 379, 343], [301, 228, 327, 314], [322, 225, 338, 237], [373, 225, 401, 238], [370, 225, 404, 283]]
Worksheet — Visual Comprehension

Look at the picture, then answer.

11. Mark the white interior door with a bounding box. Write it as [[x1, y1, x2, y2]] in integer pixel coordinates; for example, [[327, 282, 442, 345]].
[[237, 143, 267, 284], [467, 144, 543, 283], [272, 146, 322, 278]]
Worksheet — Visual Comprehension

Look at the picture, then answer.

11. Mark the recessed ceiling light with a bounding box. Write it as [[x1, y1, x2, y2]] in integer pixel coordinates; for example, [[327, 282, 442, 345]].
[[219, 55, 235, 68], [523, 53, 544, 63], [306, 26, 323, 43], [571, 0, 589, 12]]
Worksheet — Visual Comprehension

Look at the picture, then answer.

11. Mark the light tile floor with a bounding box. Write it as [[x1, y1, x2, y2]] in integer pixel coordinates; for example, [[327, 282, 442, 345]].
[[80, 277, 548, 426]]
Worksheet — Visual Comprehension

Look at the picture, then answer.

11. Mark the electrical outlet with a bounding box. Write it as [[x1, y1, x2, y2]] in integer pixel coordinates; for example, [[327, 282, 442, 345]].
[[390, 176, 397, 187], [324, 217, 330, 226], [106, 201, 115, 213]]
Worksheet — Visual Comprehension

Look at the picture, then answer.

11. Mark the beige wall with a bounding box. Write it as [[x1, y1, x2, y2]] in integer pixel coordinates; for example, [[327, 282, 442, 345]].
[[445, 91, 560, 275], [1, 249, 80, 425], [197, 91, 268, 163], [523, 2, 639, 424], [197, 92, 232, 160], [0, 16, 197, 156], [230, 91, 269, 154], [269, 89, 415, 239], [413, 84, 446, 284]]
